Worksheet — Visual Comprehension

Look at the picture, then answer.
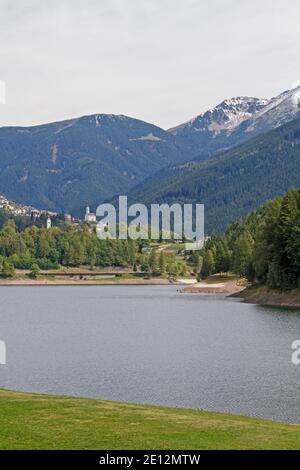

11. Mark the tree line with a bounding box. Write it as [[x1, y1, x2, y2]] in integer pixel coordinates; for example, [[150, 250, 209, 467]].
[[0, 219, 187, 278], [0, 221, 138, 276], [197, 187, 300, 290], [1, 187, 299, 288]]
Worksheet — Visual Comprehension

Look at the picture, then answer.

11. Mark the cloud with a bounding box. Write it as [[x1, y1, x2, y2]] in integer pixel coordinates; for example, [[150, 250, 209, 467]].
[[291, 80, 300, 90], [0, 0, 300, 128], [0, 80, 6, 104]]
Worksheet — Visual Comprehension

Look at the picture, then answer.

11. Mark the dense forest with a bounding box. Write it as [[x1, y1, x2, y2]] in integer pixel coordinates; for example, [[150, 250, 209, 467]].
[[0, 217, 186, 278], [199, 187, 300, 290], [0, 220, 138, 275]]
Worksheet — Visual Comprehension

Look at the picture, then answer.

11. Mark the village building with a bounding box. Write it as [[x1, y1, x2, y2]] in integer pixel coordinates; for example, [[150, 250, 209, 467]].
[[84, 206, 97, 223], [64, 214, 72, 222]]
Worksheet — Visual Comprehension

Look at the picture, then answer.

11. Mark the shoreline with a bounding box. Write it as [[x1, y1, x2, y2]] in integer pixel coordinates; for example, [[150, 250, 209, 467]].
[[1, 389, 300, 449], [178, 275, 300, 309], [2, 273, 300, 310], [0, 279, 179, 286], [0, 269, 197, 286], [179, 276, 246, 296], [0, 276, 195, 286], [1, 387, 296, 426], [233, 285, 300, 309]]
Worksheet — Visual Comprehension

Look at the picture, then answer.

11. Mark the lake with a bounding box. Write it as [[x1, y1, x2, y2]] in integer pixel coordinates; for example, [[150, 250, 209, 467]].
[[0, 285, 300, 423]]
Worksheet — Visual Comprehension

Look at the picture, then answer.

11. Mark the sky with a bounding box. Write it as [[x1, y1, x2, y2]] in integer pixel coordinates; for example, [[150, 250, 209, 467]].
[[0, 0, 300, 129]]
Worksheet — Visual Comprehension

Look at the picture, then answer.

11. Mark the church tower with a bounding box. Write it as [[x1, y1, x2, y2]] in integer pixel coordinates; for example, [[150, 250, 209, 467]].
[[85, 206, 90, 222]]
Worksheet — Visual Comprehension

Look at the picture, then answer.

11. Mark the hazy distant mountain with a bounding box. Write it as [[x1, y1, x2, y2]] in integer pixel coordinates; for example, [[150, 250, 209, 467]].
[[169, 86, 300, 161], [128, 116, 300, 233]]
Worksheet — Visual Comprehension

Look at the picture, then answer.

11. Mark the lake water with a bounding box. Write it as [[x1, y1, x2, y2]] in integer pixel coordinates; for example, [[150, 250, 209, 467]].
[[0, 285, 300, 423]]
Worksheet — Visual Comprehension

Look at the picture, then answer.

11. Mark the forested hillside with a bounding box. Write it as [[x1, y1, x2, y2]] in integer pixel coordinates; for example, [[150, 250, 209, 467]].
[[0, 114, 183, 215], [200, 187, 300, 290], [128, 117, 300, 233]]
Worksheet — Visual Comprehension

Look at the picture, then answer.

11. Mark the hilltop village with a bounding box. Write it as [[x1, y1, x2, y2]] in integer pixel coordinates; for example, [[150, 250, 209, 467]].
[[0, 193, 95, 227]]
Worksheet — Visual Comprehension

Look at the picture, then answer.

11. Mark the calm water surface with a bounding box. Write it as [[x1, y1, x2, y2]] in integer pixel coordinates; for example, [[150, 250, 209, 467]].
[[0, 285, 300, 423]]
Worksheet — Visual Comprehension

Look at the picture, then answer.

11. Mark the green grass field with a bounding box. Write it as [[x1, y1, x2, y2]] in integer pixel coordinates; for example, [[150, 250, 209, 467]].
[[1, 390, 300, 449]]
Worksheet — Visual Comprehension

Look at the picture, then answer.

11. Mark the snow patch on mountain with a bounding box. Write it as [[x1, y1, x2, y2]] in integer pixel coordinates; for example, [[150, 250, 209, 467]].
[[170, 97, 268, 135], [169, 86, 300, 142], [245, 86, 300, 133], [93, 114, 130, 127], [130, 133, 163, 142], [292, 90, 300, 107]]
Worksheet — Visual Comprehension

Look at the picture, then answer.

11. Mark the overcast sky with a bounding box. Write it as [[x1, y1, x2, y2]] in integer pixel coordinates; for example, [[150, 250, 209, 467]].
[[0, 0, 300, 129]]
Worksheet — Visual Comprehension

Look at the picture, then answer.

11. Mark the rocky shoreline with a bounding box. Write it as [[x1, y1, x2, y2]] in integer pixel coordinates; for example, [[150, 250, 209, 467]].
[[179, 278, 300, 309], [234, 286, 300, 309]]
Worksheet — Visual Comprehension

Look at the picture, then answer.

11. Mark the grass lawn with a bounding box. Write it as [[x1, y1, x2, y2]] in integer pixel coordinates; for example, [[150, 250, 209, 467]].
[[0, 390, 300, 449]]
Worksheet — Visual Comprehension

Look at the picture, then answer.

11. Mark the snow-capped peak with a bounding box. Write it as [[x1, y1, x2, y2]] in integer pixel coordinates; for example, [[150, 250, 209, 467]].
[[169, 96, 268, 135], [169, 86, 300, 137], [203, 96, 269, 132], [245, 86, 300, 133]]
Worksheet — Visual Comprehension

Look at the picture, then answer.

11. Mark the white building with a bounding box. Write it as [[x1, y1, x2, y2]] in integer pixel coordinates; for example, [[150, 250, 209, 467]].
[[46, 217, 52, 229], [85, 206, 97, 223]]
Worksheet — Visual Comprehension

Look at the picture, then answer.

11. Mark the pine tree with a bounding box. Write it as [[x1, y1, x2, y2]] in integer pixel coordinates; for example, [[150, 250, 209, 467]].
[[232, 231, 254, 277], [30, 263, 40, 279], [201, 250, 215, 278], [2, 260, 15, 278], [159, 251, 166, 275], [149, 249, 158, 274], [273, 188, 300, 288]]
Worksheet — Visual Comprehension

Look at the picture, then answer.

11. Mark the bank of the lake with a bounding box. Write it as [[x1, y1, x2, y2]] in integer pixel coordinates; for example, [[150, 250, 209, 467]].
[[236, 285, 300, 309], [0, 269, 194, 286], [179, 274, 246, 295], [1, 389, 300, 450], [0, 277, 177, 286], [179, 274, 300, 308]]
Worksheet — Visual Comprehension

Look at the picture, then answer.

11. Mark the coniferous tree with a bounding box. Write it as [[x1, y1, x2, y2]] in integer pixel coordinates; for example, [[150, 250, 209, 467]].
[[201, 250, 215, 278], [232, 231, 254, 277], [149, 249, 158, 274], [159, 251, 166, 275]]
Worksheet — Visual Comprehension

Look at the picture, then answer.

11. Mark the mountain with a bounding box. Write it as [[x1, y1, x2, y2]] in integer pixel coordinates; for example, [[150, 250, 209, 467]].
[[169, 86, 300, 161], [170, 97, 268, 134], [241, 86, 300, 133], [0, 86, 300, 216], [127, 116, 300, 233], [0, 114, 184, 214]]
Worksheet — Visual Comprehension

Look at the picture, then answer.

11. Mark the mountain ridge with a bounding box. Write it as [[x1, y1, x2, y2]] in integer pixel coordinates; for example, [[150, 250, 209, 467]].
[[0, 86, 300, 217], [168, 86, 300, 161], [126, 116, 300, 233], [169, 96, 269, 134], [0, 113, 184, 214]]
